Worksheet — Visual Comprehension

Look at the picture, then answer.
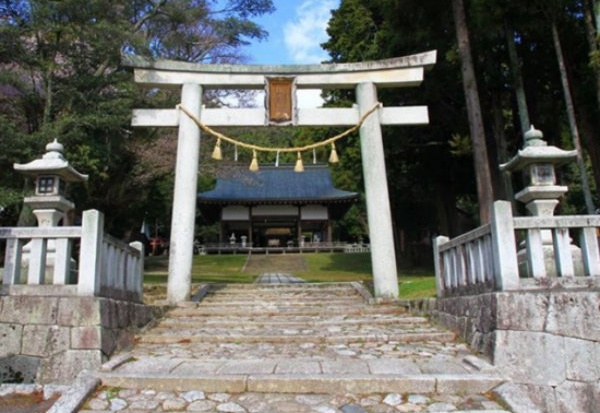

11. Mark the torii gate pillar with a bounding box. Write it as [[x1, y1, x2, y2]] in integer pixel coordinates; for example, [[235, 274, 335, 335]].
[[357, 82, 398, 298], [168, 83, 201, 303]]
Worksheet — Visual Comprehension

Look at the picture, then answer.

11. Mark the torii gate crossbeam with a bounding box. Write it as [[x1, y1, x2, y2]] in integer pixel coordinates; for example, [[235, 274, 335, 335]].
[[125, 51, 437, 303]]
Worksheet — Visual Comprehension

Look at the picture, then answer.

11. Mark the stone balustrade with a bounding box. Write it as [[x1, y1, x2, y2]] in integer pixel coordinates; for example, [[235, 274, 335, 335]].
[[1, 209, 143, 302], [433, 200, 600, 412], [434, 200, 600, 297]]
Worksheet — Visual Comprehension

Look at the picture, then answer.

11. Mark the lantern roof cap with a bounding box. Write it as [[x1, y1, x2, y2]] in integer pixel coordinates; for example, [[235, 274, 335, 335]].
[[500, 126, 577, 172], [13, 139, 88, 182]]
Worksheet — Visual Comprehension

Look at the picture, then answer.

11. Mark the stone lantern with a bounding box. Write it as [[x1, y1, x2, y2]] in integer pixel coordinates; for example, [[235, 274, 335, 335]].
[[14, 139, 88, 228], [500, 126, 578, 276], [13, 139, 88, 281]]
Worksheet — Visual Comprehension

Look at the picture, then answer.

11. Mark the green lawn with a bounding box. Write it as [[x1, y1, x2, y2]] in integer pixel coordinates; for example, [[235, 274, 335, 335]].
[[144, 254, 252, 284], [144, 252, 437, 299]]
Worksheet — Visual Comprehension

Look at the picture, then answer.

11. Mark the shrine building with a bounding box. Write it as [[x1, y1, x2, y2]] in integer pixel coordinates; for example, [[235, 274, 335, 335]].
[[198, 164, 358, 250]]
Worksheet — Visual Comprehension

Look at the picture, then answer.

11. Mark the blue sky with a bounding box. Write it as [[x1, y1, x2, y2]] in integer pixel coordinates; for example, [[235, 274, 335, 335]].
[[244, 0, 340, 65]]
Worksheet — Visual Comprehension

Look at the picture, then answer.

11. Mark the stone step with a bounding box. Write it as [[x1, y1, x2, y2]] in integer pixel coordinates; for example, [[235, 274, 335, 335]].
[[145, 317, 444, 339], [99, 353, 504, 395], [204, 284, 357, 291], [202, 291, 360, 298], [155, 315, 430, 329], [139, 326, 447, 340], [206, 282, 358, 291], [167, 304, 406, 317], [127, 336, 471, 360], [201, 285, 363, 297], [158, 314, 416, 325], [196, 298, 364, 307], [199, 291, 362, 301], [136, 330, 457, 345], [100, 355, 503, 395], [99, 371, 504, 395], [204, 284, 358, 292]]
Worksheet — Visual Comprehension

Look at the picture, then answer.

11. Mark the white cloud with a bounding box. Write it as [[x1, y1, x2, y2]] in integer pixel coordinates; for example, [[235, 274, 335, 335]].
[[284, 0, 338, 64]]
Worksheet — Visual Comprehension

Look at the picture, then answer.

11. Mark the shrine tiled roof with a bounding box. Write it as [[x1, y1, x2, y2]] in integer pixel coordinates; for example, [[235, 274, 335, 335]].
[[198, 164, 358, 205]]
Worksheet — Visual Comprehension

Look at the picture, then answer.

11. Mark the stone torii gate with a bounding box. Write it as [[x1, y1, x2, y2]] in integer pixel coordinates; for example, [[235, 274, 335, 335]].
[[125, 51, 437, 303]]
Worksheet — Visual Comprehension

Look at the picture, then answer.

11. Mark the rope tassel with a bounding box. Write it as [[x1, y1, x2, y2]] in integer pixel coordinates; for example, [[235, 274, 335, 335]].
[[211, 138, 223, 160], [329, 143, 339, 163], [294, 152, 304, 172], [249, 150, 259, 171]]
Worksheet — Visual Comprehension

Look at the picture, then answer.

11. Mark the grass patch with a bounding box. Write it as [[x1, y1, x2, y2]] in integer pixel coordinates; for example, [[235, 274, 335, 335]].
[[144, 252, 436, 299], [144, 254, 253, 284], [398, 276, 437, 299], [297, 253, 373, 283], [298, 253, 436, 298]]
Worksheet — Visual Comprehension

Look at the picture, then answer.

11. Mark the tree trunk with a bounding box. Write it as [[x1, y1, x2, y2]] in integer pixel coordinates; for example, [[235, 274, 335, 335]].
[[451, 0, 494, 223], [584, 0, 600, 110], [491, 93, 512, 202], [43, 71, 52, 126], [552, 22, 596, 213], [505, 23, 531, 137], [582, 0, 600, 193]]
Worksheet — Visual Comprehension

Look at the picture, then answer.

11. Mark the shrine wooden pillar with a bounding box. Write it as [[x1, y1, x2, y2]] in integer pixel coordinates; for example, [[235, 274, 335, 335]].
[[326, 219, 333, 243], [248, 207, 254, 246], [297, 207, 303, 247]]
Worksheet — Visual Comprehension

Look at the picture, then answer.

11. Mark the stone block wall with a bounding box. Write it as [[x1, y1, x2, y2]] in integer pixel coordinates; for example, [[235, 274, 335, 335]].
[[0, 294, 160, 384], [435, 288, 600, 413]]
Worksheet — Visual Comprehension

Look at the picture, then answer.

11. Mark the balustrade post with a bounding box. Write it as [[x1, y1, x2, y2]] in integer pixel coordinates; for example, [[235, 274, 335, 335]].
[[580, 227, 600, 276], [129, 241, 144, 302], [490, 201, 520, 290], [78, 209, 104, 296], [433, 236, 449, 297], [3, 237, 23, 284]]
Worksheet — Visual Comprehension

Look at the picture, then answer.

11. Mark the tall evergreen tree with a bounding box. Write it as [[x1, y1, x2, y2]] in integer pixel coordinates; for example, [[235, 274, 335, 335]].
[[451, 0, 494, 223]]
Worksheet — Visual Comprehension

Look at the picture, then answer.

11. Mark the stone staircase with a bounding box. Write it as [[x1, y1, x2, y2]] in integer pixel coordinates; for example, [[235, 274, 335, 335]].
[[86, 283, 510, 412]]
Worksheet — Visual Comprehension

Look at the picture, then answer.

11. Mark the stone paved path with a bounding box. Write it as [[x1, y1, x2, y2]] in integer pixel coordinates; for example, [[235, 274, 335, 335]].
[[81, 283, 512, 413], [243, 254, 308, 274], [255, 273, 305, 283], [0, 386, 59, 413]]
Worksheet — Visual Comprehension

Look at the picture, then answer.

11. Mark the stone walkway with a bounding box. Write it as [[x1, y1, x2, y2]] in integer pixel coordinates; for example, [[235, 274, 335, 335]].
[[255, 273, 306, 284], [0, 384, 61, 413], [79, 283, 512, 413], [81, 388, 509, 412]]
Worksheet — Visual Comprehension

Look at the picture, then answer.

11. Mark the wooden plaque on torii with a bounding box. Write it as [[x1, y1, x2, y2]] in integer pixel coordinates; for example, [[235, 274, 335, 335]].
[[267, 77, 294, 123]]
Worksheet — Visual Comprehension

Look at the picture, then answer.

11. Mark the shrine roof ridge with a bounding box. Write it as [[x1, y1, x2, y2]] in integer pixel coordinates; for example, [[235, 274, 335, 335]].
[[122, 50, 437, 75]]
